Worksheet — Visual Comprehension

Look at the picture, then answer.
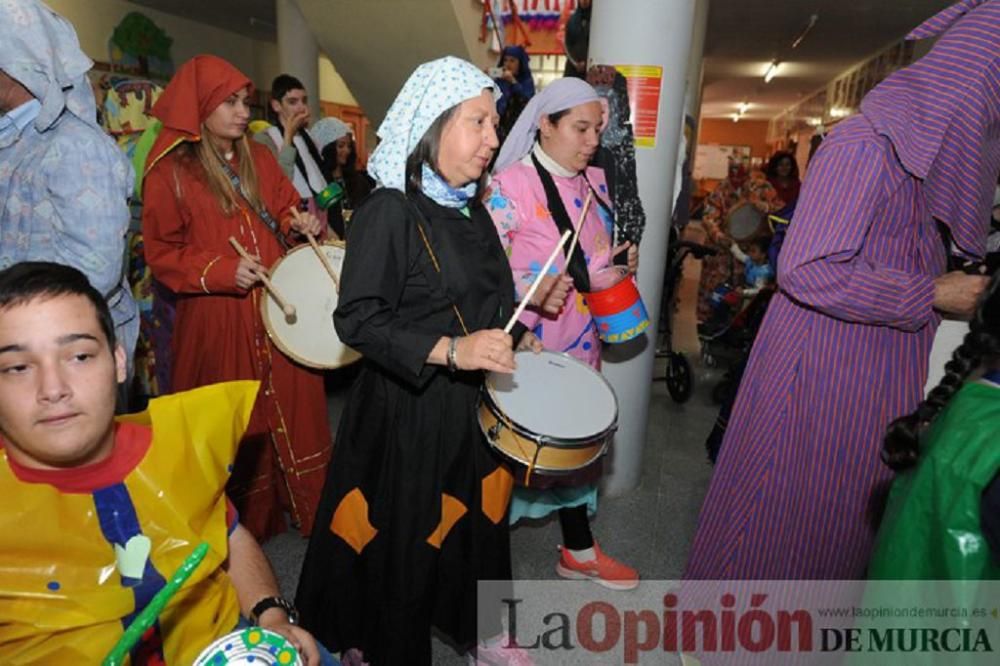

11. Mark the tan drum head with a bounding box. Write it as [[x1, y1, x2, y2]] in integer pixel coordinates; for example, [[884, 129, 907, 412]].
[[261, 241, 361, 369], [727, 201, 766, 242]]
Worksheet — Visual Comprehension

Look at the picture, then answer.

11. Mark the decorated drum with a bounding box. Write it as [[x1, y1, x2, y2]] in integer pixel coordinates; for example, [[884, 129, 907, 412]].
[[194, 626, 302, 665], [585, 266, 650, 343]]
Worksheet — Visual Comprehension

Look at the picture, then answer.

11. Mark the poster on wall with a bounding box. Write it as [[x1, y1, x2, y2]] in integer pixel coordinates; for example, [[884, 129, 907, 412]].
[[693, 144, 751, 180], [614, 65, 663, 148]]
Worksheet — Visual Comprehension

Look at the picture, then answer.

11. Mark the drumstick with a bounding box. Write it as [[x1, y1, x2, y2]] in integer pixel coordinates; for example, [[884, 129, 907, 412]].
[[560, 191, 592, 276], [227, 236, 296, 318], [305, 232, 341, 292], [291, 207, 342, 292], [503, 229, 572, 334], [102, 542, 209, 666]]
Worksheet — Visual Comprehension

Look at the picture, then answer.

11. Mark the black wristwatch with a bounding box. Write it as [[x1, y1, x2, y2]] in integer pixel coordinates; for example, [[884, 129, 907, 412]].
[[250, 596, 299, 625]]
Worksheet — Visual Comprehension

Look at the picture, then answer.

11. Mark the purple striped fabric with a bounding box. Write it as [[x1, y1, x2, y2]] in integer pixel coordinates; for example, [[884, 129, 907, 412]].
[[684, 1, 1000, 580], [861, 0, 1000, 258], [684, 114, 947, 580]]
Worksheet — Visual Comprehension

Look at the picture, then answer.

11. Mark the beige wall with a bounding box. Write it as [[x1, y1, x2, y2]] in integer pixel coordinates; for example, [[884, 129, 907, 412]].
[[45, 0, 279, 88], [451, 0, 494, 70], [318, 55, 359, 107], [298, 0, 489, 126]]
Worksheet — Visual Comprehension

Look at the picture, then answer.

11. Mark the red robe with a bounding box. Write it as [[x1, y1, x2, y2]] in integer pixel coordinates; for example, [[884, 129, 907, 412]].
[[142, 142, 331, 541]]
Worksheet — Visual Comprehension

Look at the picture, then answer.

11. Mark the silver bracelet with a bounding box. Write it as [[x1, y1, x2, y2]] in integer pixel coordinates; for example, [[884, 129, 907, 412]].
[[447, 336, 459, 372]]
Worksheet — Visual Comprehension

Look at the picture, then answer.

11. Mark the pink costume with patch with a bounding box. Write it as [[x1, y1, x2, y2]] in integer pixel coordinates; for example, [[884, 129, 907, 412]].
[[487, 148, 614, 368]]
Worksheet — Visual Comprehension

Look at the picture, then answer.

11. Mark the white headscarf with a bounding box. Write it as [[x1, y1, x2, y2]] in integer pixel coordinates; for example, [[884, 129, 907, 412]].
[[368, 56, 498, 191], [0, 0, 97, 131], [492, 77, 600, 173], [310, 117, 351, 151]]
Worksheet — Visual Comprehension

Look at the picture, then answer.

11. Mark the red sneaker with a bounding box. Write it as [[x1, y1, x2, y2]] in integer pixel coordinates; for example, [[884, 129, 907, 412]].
[[555, 542, 639, 590]]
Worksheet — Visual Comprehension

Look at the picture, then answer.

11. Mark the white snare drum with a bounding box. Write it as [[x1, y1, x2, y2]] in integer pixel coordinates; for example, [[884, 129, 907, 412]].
[[194, 626, 303, 665], [727, 201, 766, 242], [479, 351, 618, 477], [262, 241, 361, 369]]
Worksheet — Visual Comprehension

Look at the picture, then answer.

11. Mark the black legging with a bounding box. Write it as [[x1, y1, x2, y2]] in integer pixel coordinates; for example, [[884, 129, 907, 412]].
[[558, 504, 594, 550]]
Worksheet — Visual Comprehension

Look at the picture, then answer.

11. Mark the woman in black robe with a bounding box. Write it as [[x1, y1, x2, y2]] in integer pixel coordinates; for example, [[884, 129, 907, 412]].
[[296, 56, 537, 666]]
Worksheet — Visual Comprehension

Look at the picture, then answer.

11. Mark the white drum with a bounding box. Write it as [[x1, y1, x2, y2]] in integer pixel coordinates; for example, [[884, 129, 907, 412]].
[[262, 241, 361, 369], [194, 626, 303, 665], [479, 351, 618, 478]]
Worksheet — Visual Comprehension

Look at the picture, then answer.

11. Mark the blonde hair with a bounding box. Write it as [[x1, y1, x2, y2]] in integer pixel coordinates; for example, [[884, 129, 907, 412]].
[[173, 130, 264, 216]]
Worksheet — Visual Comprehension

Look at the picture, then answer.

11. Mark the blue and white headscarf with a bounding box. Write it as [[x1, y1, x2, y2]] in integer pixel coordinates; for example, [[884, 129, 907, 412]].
[[368, 56, 498, 192], [0, 0, 98, 132], [310, 116, 351, 151]]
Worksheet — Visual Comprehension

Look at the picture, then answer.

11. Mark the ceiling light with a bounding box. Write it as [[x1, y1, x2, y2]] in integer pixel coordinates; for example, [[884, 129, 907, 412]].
[[738, 101, 750, 115], [791, 14, 819, 50], [764, 61, 780, 83]]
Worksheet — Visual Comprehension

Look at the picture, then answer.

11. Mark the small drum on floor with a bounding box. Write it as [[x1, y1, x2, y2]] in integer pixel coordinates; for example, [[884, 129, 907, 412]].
[[479, 350, 618, 482], [585, 266, 650, 343], [727, 201, 767, 242], [262, 241, 361, 369], [194, 626, 302, 665]]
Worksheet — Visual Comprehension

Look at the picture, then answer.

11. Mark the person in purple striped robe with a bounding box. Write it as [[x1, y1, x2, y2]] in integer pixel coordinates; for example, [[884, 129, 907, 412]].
[[685, 0, 1000, 580]]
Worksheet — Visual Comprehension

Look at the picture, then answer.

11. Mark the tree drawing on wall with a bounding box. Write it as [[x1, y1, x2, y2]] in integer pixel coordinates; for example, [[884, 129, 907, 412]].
[[111, 12, 173, 77]]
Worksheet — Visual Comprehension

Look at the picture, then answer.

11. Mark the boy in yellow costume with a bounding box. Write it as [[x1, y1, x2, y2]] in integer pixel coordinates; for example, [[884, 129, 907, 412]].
[[0, 262, 329, 664]]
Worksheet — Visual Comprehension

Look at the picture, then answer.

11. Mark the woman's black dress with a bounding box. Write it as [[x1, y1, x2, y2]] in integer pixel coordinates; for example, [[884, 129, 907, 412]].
[[296, 188, 517, 665]]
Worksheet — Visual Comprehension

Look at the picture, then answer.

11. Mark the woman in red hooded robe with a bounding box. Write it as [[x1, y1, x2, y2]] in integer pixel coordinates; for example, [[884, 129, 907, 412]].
[[141, 55, 331, 542]]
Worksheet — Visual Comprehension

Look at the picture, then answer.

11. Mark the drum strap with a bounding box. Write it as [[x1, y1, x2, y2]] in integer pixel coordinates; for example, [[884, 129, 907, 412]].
[[408, 205, 471, 337], [217, 156, 290, 251], [531, 153, 593, 292], [408, 197, 543, 485]]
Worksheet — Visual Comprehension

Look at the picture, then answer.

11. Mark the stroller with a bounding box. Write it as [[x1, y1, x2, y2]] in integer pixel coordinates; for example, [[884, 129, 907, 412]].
[[703, 214, 791, 463], [657, 227, 715, 403], [699, 280, 775, 404]]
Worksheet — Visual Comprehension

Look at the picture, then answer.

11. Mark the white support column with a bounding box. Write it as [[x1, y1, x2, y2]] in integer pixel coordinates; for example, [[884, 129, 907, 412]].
[[686, 0, 710, 126], [277, 0, 320, 118], [590, 0, 697, 496]]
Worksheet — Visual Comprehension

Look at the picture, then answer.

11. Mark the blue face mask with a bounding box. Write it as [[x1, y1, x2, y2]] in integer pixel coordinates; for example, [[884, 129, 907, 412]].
[[420, 162, 476, 209]]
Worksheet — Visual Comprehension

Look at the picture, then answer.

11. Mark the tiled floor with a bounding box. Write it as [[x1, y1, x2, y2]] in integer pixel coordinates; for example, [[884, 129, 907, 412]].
[[263, 227, 721, 664]]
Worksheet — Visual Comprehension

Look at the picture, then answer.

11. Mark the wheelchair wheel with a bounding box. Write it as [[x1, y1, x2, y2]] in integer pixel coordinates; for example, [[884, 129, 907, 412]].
[[665, 352, 694, 403]]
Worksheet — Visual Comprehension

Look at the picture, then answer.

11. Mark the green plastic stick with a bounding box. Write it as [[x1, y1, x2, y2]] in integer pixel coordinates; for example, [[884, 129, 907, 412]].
[[102, 541, 210, 666]]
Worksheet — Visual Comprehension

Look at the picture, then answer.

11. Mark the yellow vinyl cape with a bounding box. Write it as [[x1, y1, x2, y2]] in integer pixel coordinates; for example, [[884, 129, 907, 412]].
[[0, 381, 259, 665]]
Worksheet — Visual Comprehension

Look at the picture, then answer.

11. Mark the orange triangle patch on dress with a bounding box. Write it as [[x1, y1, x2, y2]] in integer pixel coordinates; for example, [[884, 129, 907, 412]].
[[534, 202, 550, 220], [481, 466, 514, 525], [330, 487, 378, 554], [426, 494, 468, 549]]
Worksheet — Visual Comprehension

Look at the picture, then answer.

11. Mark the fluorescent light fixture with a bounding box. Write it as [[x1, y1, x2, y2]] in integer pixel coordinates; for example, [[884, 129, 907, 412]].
[[764, 61, 780, 83]]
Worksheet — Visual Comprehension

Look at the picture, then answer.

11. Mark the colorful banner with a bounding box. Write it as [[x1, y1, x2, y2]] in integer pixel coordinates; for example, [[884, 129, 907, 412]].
[[501, 0, 578, 26], [615, 65, 663, 149], [492, 0, 579, 53]]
